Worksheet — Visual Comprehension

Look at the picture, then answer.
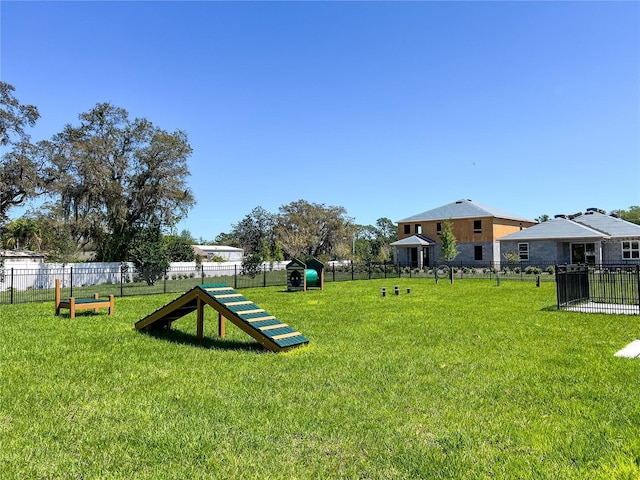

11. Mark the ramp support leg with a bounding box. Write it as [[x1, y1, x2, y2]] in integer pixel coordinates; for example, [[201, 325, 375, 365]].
[[218, 313, 226, 338], [196, 298, 204, 339]]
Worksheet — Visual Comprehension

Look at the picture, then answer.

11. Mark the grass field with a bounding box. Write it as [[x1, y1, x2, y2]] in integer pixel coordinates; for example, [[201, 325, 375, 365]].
[[1, 279, 639, 479]]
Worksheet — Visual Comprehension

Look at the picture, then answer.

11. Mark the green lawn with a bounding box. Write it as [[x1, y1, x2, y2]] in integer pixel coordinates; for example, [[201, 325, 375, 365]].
[[1, 279, 639, 479]]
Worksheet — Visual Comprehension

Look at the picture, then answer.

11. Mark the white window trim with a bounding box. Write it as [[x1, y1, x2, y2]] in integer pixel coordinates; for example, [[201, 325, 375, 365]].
[[622, 240, 640, 259]]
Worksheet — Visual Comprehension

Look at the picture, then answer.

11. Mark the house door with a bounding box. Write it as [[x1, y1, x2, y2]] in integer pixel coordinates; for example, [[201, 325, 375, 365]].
[[422, 247, 430, 268], [571, 243, 595, 265], [410, 247, 418, 267]]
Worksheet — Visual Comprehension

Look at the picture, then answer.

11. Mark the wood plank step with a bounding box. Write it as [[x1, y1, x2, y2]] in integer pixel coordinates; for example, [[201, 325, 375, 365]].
[[245, 315, 276, 323], [271, 331, 303, 340], [258, 323, 288, 331]]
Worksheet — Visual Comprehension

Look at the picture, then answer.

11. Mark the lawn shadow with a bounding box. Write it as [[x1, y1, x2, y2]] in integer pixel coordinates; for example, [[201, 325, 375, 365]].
[[142, 329, 267, 353]]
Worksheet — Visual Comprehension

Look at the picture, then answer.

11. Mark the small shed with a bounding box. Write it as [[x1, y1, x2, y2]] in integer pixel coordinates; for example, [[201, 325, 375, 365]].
[[287, 258, 325, 292], [287, 258, 307, 292]]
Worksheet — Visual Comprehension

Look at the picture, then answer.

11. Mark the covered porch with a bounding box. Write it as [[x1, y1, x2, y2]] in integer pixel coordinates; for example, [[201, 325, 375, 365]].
[[390, 234, 437, 269]]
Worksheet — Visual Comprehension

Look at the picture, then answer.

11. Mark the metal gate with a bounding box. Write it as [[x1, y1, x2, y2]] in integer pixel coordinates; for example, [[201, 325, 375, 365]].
[[556, 264, 589, 308]]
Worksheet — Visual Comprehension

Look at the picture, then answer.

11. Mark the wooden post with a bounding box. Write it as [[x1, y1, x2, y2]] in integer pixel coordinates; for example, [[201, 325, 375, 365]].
[[93, 293, 99, 313], [196, 297, 204, 339], [55, 279, 61, 315], [70, 297, 76, 319], [218, 312, 226, 338]]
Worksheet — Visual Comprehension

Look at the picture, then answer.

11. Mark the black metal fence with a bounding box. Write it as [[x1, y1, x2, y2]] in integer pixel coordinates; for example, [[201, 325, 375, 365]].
[[0, 260, 557, 306], [556, 264, 640, 315], [0, 261, 552, 308]]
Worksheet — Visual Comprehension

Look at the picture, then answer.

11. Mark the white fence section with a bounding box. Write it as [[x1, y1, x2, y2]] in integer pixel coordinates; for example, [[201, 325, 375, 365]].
[[0, 261, 290, 292]]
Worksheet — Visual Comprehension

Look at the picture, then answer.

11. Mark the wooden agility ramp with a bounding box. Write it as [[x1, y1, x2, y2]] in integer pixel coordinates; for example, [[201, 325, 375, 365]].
[[135, 284, 309, 352]]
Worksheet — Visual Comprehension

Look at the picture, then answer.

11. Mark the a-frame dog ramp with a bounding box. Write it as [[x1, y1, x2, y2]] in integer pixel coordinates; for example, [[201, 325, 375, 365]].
[[135, 284, 309, 352]]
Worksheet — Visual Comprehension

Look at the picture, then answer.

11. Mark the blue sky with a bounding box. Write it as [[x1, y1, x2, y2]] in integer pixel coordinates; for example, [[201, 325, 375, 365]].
[[2, 1, 639, 241]]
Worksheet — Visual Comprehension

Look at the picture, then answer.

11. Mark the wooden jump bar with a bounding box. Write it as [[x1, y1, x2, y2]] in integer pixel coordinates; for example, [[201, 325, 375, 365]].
[[54, 279, 114, 319]]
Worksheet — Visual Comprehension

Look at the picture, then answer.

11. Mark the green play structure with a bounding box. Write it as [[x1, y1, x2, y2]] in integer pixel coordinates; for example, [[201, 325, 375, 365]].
[[287, 258, 324, 292], [135, 284, 309, 352]]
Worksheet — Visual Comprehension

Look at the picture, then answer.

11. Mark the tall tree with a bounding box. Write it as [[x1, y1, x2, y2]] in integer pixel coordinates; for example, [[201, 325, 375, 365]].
[[373, 217, 398, 262], [275, 199, 353, 260], [42, 103, 195, 261], [1, 217, 42, 250], [164, 234, 197, 262], [128, 225, 169, 286], [438, 219, 459, 263], [611, 206, 640, 225], [0, 82, 44, 225], [230, 206, 276, 260]]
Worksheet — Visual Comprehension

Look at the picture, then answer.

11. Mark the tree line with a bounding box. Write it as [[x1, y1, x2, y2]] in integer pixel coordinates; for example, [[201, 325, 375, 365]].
[[0, 82, 398, 278]]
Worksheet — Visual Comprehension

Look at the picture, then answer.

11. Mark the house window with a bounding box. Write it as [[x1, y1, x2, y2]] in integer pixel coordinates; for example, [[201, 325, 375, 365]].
[[474, 220, 482, 233], [474, 246, 483, 261], [622, 240, 640, 259], [436, 222, 442, 235], [518, 243, 529, 261], [404, 224, 410, 235], [415, 224, 422, 234]]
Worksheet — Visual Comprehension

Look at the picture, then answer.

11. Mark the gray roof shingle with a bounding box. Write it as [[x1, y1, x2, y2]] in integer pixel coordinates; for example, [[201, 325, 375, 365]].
[[398, 199, 534, 223], [498, 217, 608, 241], [573, 211, 640, 238]]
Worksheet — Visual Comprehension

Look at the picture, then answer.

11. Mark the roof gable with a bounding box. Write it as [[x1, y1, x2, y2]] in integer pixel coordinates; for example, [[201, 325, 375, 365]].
[[390, 234, 437, 247], [398, 199, 534, 223]]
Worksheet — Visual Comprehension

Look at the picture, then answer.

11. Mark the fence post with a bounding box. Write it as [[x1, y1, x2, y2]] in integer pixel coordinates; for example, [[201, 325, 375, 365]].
[[201, 264, 205, 285], [120, 265, 124, 297], [263, 264, 267, 287], [637, 265, 640, 311], [234, 264, 237, 290], [351, 261, 354, 281], [10, 268, 14, 304], [163, 269, 167, 294], [70, 267, 74, 298]]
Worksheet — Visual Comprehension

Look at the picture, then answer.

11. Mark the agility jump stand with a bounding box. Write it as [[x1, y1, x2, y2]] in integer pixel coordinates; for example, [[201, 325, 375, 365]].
[[55, 279, 114, 318]]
